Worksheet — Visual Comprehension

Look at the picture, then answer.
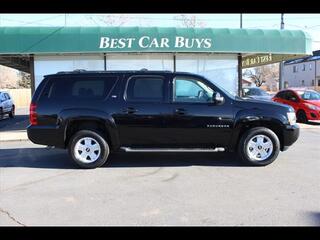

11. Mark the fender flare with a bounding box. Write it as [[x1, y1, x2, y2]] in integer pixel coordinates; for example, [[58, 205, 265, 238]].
[[59, 108, 120, 150], [229, 108, 287, 151]]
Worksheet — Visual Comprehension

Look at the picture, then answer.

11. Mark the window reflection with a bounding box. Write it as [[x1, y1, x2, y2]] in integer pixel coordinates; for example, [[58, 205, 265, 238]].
[[175, 53, 238, 95]]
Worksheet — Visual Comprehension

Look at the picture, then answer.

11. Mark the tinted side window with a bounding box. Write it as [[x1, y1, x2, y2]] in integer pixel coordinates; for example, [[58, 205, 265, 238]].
[[48, 76, 118, 100], [126, 76, 165, 102], [248, 89, 259, 96], [276, 91, 286, 99], [285, 91, 298, 101]]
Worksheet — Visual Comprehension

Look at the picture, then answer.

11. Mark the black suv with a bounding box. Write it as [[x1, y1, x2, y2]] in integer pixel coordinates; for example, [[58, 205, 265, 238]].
[[27, 70, 299, 168]]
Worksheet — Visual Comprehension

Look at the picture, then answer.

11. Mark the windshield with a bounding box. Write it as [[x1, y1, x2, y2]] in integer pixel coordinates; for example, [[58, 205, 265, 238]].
[[243, 88, 269, 96], [298, 90, 320, 100]]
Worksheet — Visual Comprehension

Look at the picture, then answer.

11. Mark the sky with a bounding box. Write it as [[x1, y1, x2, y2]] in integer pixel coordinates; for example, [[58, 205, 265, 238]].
[[0, 14, 319, 50]]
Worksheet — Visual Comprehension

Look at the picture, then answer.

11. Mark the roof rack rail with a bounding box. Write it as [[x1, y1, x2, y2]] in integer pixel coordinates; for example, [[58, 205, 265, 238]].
[[56, 69, 87, 74], [138, 69, 172, 73]]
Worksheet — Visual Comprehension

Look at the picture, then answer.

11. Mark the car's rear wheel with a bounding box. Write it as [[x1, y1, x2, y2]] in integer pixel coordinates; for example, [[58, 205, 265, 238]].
[[9, 105, 15, 118], [68, 130, 110, 169], [297, 110, 308, 123], [238, 127, 280, 166]]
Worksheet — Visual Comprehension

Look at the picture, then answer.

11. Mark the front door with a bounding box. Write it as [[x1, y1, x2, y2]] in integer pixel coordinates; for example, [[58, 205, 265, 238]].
[[113, 74, 170, 147], [274, 90, 299, 111], [283, 90, 300, 111], [163, 75, 234, 148]]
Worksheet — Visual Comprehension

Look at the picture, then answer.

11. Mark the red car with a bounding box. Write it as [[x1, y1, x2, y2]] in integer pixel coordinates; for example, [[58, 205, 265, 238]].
[[272, 88, 320, 123]]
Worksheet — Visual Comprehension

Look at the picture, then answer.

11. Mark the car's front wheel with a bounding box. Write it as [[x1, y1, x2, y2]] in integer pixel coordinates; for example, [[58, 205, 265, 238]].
[[238, 127, 280, 166], [68, 130, 110, 169]]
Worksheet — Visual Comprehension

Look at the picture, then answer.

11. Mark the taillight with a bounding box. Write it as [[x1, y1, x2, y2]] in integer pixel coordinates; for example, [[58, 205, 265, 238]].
[[29, 103, 38, 125]]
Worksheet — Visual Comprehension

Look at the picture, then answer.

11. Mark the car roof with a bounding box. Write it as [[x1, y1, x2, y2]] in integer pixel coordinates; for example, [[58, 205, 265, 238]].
[[283, 88, 317, 93]]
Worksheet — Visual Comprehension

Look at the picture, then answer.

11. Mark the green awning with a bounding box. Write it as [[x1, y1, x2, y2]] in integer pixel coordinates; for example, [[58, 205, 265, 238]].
[[0, 27, 312, 56]]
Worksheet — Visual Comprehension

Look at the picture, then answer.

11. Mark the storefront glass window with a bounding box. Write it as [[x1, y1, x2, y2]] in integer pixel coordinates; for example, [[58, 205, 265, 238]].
[[175, 53, 238, 95], [34, 55, 104, 88], [106, 54, 174, 71]]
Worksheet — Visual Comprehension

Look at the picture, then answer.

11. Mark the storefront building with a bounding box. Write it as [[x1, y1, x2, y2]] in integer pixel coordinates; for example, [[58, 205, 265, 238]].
[[0, 27, 312, 95]]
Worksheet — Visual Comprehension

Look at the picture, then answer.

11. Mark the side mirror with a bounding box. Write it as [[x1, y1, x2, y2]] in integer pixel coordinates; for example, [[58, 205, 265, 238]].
[[212, 92, 225, 105]]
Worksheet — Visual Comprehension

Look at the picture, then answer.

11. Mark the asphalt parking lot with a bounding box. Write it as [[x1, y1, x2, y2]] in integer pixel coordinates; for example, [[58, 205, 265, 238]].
[[0, 108, 28, 131], [0, 125, 320, 226]]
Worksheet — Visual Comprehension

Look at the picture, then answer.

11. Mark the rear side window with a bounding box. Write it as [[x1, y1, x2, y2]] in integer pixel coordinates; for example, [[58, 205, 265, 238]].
[[125, 76, 165, 102], [48, 76, 118, 100]]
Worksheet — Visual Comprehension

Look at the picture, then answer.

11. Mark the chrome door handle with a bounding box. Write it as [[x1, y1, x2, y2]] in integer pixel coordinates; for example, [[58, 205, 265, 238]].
[[175, 108, 187, 115], [123, 107, 138, 114]]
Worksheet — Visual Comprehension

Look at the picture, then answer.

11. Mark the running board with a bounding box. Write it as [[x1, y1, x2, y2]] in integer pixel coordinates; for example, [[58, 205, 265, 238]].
[[120, 147, 225, 153]]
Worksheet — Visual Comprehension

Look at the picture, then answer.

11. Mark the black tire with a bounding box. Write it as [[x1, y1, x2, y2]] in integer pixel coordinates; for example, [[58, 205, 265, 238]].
[[0, 108, 3, 120], [68, 130, 110, 169], [238, 127, 280, 166], [297, 110, 308, 123], [9, 105, 15, 118]]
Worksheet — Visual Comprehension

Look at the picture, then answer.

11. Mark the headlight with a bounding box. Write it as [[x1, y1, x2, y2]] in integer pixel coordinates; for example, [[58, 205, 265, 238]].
[[287, 112, 296, 125], [305, 103, 320, 111]]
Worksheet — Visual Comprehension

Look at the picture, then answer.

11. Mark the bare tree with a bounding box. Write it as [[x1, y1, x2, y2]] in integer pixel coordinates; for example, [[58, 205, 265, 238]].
[[243, 64, 279, 90], [17, 71, 31, 88], [87, 14, 130, 26], [243, 68, 265, 87], [174, 15, 207, 28]]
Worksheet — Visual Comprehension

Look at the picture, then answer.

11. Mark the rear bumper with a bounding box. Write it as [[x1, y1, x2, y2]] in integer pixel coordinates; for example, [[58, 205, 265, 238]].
[[281, 124, 300, 151], [27, 125, 65, 148]]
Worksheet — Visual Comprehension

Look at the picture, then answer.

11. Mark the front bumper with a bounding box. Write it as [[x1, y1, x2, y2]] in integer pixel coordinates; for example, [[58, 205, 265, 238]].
[[306, 109, 320, 121], [281, 124, 300, 151]]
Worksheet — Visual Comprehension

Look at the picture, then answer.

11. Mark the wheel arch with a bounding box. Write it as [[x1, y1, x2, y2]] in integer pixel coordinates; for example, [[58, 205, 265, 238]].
[[231, 118, 285, 151], [60, 109, 119, 151]]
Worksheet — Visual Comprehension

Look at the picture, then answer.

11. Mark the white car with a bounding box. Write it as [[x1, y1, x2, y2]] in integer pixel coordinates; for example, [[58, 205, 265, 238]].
[[0, 91, 15, 118], [242, 87, 273, 101]]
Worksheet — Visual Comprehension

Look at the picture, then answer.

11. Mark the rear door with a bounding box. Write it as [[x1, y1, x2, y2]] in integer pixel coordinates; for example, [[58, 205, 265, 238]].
[[273, 91, 287, 104], [112, 74, 170, 147]]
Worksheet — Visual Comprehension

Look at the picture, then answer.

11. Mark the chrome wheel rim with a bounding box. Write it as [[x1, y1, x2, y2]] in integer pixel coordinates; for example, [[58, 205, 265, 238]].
[[246, 134, 273, 161], [74, 137, 101, 163]]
